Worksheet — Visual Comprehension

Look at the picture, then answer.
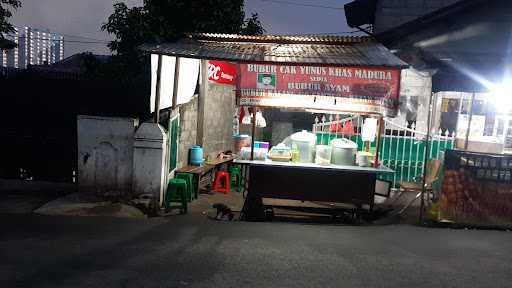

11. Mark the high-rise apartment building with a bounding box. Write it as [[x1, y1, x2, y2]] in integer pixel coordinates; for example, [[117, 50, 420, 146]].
[[0, 26, 64, 69]]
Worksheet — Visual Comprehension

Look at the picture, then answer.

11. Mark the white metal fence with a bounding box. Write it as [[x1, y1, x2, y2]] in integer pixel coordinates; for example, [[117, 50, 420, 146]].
[[313, 115, 455, 188]]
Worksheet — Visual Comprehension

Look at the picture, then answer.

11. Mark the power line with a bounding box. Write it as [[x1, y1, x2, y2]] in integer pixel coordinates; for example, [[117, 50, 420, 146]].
[[259, 0, 344, 10]]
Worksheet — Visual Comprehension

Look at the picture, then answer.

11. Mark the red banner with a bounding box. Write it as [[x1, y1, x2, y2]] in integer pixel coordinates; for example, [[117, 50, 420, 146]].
[[208, 61, 237, 85], [237, 63, 401, 117]]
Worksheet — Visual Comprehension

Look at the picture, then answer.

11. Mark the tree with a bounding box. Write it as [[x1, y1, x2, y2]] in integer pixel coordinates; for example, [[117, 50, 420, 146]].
[[242, 13, 265, 36], [0, 0, 21, 49], [101, 0, 264, 76]]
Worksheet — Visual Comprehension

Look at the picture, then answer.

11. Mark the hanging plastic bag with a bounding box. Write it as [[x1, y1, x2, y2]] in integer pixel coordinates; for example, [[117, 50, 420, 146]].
[[241, 106, 252, 125], [255, 110, 266, 128]]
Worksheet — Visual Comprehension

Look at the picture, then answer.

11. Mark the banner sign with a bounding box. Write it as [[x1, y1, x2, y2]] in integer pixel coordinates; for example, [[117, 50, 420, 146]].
[[208, 60, 237, 85], [237, 63, 401, 117]]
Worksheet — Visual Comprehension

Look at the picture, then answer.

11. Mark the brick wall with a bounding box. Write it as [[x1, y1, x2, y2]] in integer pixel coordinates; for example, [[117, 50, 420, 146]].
[[178, 96, 198, 168], [201, 83, 236, 158]]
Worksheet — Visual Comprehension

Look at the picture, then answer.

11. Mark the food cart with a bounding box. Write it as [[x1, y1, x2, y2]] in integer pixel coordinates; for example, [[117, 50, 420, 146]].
[[238, 159, 394, 220], [234, 62, 404, 220]]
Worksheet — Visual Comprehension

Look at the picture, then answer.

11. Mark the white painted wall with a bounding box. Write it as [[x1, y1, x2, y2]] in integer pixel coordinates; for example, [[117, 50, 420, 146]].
[[387, 68, 433, 131], [132, 122, 168, 205], [77, 115, 137, 197]]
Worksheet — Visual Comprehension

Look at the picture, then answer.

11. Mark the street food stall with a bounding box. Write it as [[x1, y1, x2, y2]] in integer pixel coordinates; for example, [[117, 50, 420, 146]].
[[441, 149, 512, 227], [141, 33, 408, 219], [234, 60, 405, 220]]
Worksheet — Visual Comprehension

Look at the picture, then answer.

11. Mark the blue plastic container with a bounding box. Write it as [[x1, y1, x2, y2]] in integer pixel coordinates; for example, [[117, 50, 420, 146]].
[[189, 146, 203, 166]]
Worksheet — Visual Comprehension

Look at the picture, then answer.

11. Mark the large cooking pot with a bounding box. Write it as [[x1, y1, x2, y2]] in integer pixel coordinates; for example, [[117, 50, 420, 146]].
[[330, 138, 357, 166]]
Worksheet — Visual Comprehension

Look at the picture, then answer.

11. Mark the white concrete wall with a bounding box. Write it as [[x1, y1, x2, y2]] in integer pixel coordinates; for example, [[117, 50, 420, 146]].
[[77, 115, 137, 197], [396, 68, 433, 132], [384, 68, 433, 132], [132, 122, 168, 204]]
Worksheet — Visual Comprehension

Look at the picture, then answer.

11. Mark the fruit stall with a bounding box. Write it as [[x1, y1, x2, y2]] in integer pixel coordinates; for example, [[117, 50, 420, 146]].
[[440, 149, 512, 227]]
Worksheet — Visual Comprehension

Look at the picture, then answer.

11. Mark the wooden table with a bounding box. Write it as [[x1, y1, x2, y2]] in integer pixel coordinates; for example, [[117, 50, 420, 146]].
[[176, 155, 234, 197]]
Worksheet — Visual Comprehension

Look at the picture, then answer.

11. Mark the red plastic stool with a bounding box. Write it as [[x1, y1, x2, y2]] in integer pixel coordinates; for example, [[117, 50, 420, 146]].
[[212, 171, 230, 194]]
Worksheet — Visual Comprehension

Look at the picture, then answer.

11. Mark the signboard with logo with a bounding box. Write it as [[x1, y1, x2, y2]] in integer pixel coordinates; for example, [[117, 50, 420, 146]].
[[237, 63, 401, 117], [208, 60, 237, 85]]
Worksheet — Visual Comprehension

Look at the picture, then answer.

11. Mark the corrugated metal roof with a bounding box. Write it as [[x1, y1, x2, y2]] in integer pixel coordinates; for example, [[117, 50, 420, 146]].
[[188, 33, 371, 44], [140, 34, 408, 68]]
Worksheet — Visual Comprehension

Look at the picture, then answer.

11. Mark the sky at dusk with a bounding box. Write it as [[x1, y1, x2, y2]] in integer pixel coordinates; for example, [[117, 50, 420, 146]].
[[9, 0, 354, 57]]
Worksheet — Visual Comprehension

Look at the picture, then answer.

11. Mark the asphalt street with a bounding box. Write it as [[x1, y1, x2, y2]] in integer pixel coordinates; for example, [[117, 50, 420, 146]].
[[1, 213, 512, 288]]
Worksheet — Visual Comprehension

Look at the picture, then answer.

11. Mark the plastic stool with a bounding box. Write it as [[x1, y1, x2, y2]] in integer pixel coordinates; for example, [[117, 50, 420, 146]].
[[229, 166, 242, 192], [212, 171, 230, 194], [176, 173, 194, 201], [165, 178, 188, 213]]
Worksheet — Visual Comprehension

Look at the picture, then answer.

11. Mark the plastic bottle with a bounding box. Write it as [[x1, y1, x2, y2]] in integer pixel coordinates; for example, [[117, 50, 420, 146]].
[[291, 144, 300, 163], [232, 113, 240, 136]]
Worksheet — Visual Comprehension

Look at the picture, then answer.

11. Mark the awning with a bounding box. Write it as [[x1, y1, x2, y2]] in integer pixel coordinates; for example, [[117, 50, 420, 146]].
[[143, 34, 408, 117], [140, 33, 408, 68]]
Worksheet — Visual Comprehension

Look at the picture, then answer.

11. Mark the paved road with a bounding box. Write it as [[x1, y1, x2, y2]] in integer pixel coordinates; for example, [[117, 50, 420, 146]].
[[2, 214, 512, 288]]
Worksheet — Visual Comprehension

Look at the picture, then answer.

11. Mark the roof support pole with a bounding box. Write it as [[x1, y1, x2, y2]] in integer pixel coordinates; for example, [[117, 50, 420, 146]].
[[464, 91, 476, 151], [196, 59, 208, 147], [419, 92, 434, 224], [374, 116, 384, 168], [171, 57, 181, 110], [251, 107, 256, 161], [154, 54, 163, 124]]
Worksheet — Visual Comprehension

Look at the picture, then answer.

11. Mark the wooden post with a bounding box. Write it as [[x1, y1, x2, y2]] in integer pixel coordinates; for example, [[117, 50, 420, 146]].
[[251, 107, 257, 160], [154, 54, 163, 124], [374, 116, 384, 168], [171, 57, 181, 109]]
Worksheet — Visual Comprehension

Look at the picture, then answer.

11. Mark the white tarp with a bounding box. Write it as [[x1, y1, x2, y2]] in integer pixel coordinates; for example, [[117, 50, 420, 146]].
[[150, 54, 200, 112]]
